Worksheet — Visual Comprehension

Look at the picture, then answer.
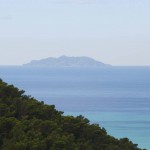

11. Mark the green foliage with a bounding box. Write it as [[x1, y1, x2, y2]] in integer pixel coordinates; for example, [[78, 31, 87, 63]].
[[0, 79, 145, 150]]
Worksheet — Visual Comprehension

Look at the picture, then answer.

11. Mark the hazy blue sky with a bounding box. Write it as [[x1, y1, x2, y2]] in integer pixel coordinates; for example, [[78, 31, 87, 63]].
[[0, 0, 150, 66]]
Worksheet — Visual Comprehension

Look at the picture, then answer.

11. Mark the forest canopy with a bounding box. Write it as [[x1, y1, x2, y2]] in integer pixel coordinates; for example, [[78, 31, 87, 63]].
[[0, 79, 145, 150]]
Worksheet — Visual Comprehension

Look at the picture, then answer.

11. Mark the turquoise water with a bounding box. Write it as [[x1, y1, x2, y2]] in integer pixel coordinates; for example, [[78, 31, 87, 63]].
[[0, 66, 150, 149]]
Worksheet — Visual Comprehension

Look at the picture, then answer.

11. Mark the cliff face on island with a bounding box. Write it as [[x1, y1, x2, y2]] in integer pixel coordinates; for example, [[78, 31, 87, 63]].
[[0, 79, 144, 150], [23, 56, 111, 68]]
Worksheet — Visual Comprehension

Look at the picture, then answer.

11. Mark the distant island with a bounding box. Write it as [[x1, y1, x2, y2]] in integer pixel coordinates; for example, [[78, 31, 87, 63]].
[[23, 56, 111, 68]]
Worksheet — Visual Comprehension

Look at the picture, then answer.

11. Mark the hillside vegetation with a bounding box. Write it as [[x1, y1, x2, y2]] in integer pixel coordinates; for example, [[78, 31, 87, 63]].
[[0, 79, 145, 150]]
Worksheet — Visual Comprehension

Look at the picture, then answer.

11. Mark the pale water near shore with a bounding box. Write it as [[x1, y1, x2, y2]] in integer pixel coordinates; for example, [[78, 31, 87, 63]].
[[0, 66, 150, 149]]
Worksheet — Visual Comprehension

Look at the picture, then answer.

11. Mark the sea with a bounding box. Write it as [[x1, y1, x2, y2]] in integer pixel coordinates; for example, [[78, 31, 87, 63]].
[[0, 66, 150, 150]]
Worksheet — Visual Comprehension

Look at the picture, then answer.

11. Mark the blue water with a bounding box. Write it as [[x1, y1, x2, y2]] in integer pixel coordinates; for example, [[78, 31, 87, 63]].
[[0, 66, 150, 150]]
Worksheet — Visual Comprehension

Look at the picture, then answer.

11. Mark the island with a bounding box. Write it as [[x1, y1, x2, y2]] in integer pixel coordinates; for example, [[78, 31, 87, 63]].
[[23, 56, 111, 68]]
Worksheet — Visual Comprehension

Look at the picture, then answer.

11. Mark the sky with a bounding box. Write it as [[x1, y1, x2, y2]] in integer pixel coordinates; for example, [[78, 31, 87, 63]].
[[0, 0, 150, 66]]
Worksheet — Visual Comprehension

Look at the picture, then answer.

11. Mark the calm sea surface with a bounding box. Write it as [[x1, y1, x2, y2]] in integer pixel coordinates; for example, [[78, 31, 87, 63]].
[[0, 66, 150, 149]]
